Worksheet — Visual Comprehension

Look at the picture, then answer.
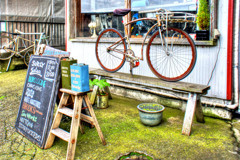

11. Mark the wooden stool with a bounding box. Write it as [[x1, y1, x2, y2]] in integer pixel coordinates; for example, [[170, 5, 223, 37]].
[[45, 88, 106, 160]]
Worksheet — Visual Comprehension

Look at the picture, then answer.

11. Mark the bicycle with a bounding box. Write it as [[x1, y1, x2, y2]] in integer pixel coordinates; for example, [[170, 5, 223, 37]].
[[95, 8, 197, 81], [0, 29, 49, 68]]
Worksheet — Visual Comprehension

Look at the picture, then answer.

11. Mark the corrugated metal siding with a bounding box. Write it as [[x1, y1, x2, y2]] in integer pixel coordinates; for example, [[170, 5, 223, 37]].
[[67, 0, 230, 100], [68, 41, 227, 99]]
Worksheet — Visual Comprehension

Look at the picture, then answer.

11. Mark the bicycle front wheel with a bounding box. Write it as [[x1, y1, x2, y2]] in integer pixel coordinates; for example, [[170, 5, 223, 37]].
[[0, 36, 16, 60], [96, 28, 126, 73], [146, 27, 197, 81]]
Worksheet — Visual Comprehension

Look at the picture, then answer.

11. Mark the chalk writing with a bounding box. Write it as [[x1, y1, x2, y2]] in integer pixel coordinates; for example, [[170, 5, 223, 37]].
[[22, 102, 42, 115], [20, 117, 33, 128], [44, 60, 57, 81], [21, 110, 37, 122], [19, 122, 41, 141], [27, 83, 43, 92], [30, 99, 41, 109], [28, 76, 46, 88], [25, 88, 35, 98], [30, 67, 42, 77], [32, 60, 45, 68], [24, 97, 41, 109], [21, 110, 27, 117]]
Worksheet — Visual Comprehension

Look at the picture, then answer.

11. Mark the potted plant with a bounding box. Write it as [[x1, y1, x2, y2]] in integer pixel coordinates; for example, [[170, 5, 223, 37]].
[[196, 0, 210, 40], [89, 79, 110, 109], [137, 103, 165, 126]]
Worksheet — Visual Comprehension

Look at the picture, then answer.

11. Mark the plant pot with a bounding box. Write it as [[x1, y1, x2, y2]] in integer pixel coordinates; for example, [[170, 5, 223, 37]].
[[97, 93, 109, 109], [196, 30, 209, 40], [137, 103, 165, 126]]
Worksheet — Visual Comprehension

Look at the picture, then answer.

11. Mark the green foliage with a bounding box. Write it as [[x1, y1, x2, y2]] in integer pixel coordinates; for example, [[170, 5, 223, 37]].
[[197, 0, 210, 30], [89, 79, 110, 95], [0, 96, 5, 100]]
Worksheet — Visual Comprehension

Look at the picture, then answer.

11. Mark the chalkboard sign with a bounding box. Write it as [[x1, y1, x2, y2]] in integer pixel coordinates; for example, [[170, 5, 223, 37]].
[[15, 55, 60, 148]]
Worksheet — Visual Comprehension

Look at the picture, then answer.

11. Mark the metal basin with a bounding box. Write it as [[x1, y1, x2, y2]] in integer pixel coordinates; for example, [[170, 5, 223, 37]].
[[137, 103, 165, 126]]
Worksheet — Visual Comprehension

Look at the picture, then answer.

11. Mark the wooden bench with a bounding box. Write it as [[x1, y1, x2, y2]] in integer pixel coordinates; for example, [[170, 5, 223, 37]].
[[89, 68, 210, 136]]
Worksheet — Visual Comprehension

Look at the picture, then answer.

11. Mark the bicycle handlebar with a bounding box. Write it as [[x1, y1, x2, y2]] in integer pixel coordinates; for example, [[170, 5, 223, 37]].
[[15, 29, 24, 34], [138, 8, 168, 14], [14, 29, 45, 35]]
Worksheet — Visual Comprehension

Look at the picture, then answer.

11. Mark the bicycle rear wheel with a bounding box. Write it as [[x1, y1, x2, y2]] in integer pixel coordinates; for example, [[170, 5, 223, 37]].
[[0, 36, 16, 60], [24, 48, 34, 67], [96, 28, 126, 72], [146, 27, 197, 81]]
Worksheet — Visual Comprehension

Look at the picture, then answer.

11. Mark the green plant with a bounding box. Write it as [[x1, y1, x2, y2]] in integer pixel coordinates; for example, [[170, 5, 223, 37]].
[[196, 0, 210, 30], [89, 79, 110, 96]]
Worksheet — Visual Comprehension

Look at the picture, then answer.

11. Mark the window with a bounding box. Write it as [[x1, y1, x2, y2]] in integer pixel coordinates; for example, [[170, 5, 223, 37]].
[[70, 0, 216, 40]]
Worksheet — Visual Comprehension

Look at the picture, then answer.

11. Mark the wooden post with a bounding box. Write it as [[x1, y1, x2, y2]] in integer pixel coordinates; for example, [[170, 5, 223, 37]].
[[66, 95, 82, 160], [182, 93, 197, 136]]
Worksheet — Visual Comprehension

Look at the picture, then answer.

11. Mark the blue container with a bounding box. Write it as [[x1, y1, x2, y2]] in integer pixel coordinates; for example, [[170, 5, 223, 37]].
[[70, 63, 90, 92]]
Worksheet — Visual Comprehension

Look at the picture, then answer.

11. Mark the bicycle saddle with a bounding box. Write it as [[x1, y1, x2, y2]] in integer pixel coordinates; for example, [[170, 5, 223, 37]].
[[113, 9, 131, 16]]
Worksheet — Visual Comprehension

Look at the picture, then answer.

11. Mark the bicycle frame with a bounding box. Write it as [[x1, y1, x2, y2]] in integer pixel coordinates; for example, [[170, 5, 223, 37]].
[[108, 9, 196, 61], [14, 36, 35, 56], [124, 17, 158, 61]]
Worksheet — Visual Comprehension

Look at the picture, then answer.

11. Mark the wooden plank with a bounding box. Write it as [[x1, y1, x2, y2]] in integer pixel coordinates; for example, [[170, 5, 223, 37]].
[[182, 93, 197, 136], [195, 99, 205, 123], [81, 113, 94, 124], [66, 95, 83, 160], [51, 128, 70, 142], [58, 107, 73, 117], [79, 121, 85, 134], [84, 95, 106, 145], [45, 93, 69, 149], [89, 69, 210, 94], [60, 88, 92, 96], [90, 85, 99, 104]]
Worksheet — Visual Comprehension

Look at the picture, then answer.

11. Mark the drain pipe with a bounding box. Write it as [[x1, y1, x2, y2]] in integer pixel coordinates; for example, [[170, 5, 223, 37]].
[[230, 0, 239, 111], [226, 0, 239, 110]]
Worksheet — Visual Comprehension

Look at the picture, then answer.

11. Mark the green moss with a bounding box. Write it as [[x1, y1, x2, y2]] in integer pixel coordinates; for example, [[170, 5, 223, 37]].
[[0, 69, 239, 160]]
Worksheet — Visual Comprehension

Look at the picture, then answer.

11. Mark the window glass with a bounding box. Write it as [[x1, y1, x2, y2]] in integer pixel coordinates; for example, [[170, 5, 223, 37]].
[[131, 0, 197, 12], [81, 0, 125, 13], [130, 0, 197, 37], [80, 13, 125, 37]]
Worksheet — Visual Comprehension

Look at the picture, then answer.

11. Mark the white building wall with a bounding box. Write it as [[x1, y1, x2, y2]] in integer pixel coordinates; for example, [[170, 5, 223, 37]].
[[67, 0, 229, 100]]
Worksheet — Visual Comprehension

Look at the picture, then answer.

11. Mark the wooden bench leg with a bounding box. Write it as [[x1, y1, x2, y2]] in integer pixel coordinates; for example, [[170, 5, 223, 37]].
[[195, 98, 205, 123], [182, 93, 197, 136], [66, 95, 83, 160]]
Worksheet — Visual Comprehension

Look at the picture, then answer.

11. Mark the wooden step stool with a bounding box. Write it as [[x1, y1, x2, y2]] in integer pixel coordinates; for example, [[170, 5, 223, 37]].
[[45, 88, 106, 160]]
